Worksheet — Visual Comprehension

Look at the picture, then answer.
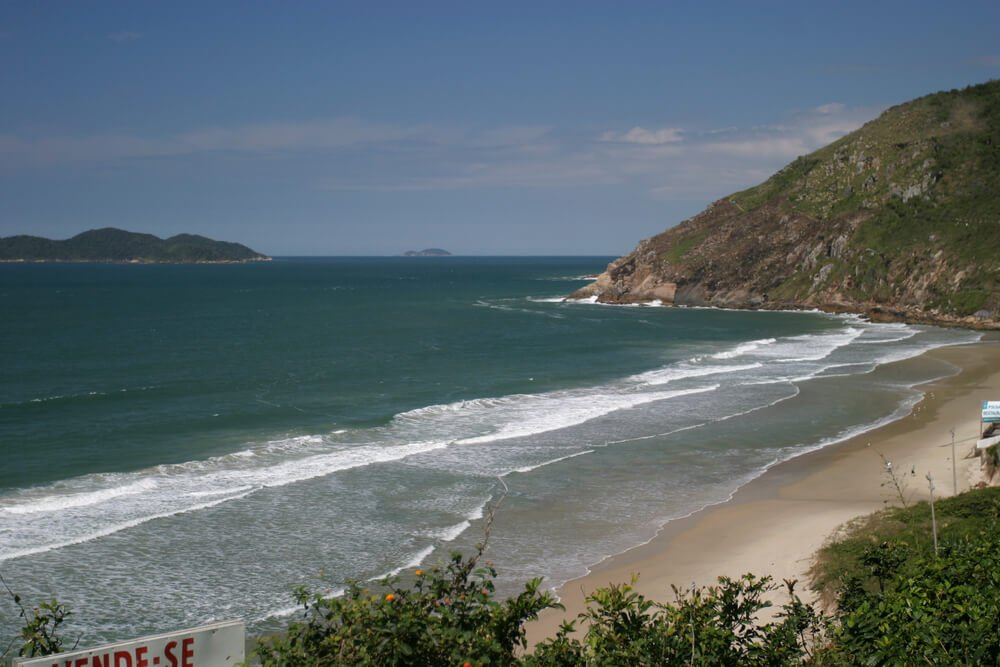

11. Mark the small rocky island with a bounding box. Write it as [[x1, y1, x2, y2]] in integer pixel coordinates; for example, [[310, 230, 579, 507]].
[[403, 248, 452, 257], [0, 228, 270, 263]]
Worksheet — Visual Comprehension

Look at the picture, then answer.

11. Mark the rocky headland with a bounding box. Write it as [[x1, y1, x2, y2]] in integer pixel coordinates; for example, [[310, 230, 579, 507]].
[[571, 81, 1000, 329]]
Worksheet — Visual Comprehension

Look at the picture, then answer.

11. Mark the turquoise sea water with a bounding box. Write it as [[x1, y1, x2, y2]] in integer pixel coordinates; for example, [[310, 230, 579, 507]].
[[0, 257, 980, 643]]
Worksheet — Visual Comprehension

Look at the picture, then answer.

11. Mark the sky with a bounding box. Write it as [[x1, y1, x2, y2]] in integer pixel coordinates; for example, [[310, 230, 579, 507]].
[[2, 2, 999, 256]]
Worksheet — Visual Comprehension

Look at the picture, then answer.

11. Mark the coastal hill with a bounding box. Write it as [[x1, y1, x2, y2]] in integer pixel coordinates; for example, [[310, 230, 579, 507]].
[[571, 80, 1000, 328], [403, 248, 452, 256], [0, 228, 270, 263]]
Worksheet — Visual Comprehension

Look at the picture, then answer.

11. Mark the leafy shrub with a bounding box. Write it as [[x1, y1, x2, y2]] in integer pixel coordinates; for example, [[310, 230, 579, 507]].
[[527, 574, 826, 666], [12, 487, 1000, 665], [1, 573, 74, 661], [254, 547, 558, 667], [816, 532, 1000, 665]]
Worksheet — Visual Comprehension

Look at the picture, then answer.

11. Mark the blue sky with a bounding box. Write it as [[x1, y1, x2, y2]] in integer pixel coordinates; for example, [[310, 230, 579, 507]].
[[2, 2, 998, 255]]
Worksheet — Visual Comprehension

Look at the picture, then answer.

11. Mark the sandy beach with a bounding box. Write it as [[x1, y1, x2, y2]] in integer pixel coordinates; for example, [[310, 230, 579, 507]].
[[527, 338, 1000, 644]]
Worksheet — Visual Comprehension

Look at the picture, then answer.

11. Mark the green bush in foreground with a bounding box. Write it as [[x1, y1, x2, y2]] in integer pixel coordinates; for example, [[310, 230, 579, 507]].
[[820, 534, 1000, 665], [1, 573, 74, 661], [808, 488, 1000, 666], [526, 575, 824, 667], [11, 488, 1000, 666], [254, 554, 824, 666], [255, 488, 1000, 666], [254, 548, 559, 667]]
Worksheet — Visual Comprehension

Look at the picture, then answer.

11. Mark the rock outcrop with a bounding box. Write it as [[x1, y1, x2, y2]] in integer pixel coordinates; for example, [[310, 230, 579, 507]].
[[571, 81, 1000, 329]]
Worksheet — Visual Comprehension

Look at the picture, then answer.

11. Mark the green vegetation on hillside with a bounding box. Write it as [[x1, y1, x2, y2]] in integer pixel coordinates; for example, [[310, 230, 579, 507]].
[[736, 81, 1000, 317], [590, 80, 1000, 324], [0, 228, 268, 263]]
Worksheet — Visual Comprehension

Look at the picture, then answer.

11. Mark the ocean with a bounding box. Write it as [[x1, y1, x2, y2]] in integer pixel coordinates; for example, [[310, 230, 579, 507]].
[[0, 257, 980, 645]]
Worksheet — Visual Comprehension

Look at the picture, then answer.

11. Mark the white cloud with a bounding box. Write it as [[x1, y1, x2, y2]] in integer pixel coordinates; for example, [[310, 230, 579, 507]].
[[1, 101, 879, 200], [600, 126, 684, 145], [173, 118, 430, 152], [592, 101, 878, 199], [814, 102, 846, 115], [0, 119, 553, 168], [323, 158, 620, 192]]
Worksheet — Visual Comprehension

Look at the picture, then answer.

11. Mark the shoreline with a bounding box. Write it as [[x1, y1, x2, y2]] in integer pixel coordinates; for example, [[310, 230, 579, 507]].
[[526, 338, 1000, 645], [563, 295, 1000, 331]]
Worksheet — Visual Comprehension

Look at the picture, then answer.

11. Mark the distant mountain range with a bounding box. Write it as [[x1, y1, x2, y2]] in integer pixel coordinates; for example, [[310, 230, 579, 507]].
[[572, 80, 1000, 328], [0, 228, 270, 263]]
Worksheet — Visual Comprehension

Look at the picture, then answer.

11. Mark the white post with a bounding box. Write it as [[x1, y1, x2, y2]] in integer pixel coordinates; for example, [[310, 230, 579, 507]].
[[950, 427, 957, 495], [690, 581, 696, 666], [926, 473, 938, 557]]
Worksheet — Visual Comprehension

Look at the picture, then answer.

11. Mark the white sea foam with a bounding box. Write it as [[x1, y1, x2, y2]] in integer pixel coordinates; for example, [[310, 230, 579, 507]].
[[380, 545, 438, 579], [0, 488, 257, 562], [509, 449, 594, 474], [0, 439, 453, 562], [2, 479, 158, 515], [474, 300, 566, 318], [187, 485, 253, 498], [605, 422, 707, 446], [855, 329, 918, 344], [769, 327, 863, 362], [430, 521, 472, 544], [0, 372, 723, 562], [0, 318, 977, 579], [709, 338, 777, 359], [534, 275, 597, 281], [452, 385, 719, 446], [28, 394, 68, 403], [632, 362, 762, 386]]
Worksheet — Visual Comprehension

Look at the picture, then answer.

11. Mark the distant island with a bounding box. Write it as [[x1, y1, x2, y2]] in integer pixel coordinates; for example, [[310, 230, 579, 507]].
[[0, 228, 271, 264], [403, 248, 452, 257]]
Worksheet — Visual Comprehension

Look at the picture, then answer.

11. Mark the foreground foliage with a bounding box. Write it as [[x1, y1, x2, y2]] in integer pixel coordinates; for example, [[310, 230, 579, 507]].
[[255, 560, 824, 667], [1, 572, 74, 661], [10, 488, 1000, 665], [526, 575, 824, 667], [254, 548, 559, 667], [810, 486, 1000, 665], [255, 487, 1000, 666]]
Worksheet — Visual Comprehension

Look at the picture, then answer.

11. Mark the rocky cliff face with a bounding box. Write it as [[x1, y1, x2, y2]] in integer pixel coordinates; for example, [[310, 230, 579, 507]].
[[572, 81, 1000, 329]]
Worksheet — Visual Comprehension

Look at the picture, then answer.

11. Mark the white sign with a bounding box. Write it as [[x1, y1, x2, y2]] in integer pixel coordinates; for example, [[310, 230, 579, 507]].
[[983, 400, 1000, 423], [13, 620, 244, 667]]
